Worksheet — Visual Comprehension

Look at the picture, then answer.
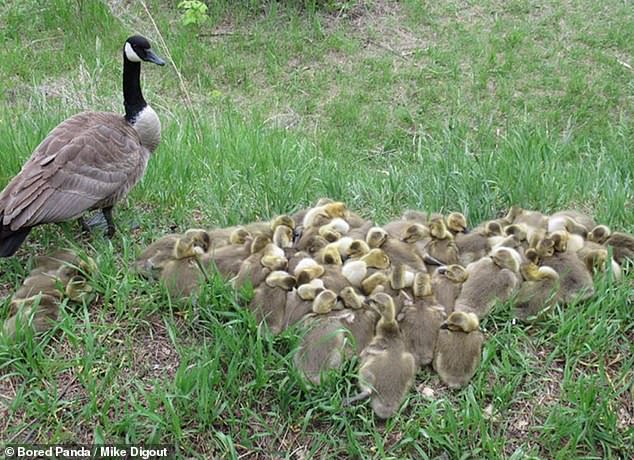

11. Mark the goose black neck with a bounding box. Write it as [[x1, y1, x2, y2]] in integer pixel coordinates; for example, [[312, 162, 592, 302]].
[[123, 55, 146, 123]]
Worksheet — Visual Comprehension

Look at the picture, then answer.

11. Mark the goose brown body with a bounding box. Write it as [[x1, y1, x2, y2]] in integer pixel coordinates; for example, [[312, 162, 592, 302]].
[[1, 112, 152, 229]]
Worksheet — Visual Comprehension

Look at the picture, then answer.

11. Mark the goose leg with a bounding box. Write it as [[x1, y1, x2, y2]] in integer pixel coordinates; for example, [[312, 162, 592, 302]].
[[102, 207, 116, 238], [78, 207, 115, 237]]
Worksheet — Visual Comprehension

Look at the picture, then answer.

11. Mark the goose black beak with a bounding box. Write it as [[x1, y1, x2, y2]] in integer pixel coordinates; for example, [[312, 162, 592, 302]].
[[144, 49, 166, 66]]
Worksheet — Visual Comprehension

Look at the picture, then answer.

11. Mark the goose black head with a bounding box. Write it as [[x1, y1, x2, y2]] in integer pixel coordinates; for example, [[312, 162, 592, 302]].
[[124, 35, 165, 65]]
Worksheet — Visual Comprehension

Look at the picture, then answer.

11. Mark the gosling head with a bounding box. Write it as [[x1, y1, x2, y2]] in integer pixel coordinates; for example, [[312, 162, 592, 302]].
[[441, 311, 480, 333], [250, 235, 272, 254], [229, 227, 251, 245], [550, 230, 569, 253], [265, 271, 296, 290], [361, 248, 390, 269], [361, 272, 389, 295], [484, 221, 503, 236], [588, 225, 611, 244], [312, 289, 338, 314], [444, 264, 468, 283], [305, 235, 329, 256], [348, 239, 370, 259], [367, 292, 396, 322], [504, 224, 528, 241], [402, 223, 430, 243], [173, 237, 205, 259], [534, 237, 555, 258], [429, 217, 452, 240], [524, 248, 540, 265], [271, 214, 295, 231], [324, 202, 348, 219], [491, 247, 521, 273], [297, 278, 325, 300], [321, 244, 343, 265], [446, 212, 468, 234], [273, 225, 294, 249], [65, 275, 93, 302], [339, 286, 365, 309], [366, 227, 388, 248]]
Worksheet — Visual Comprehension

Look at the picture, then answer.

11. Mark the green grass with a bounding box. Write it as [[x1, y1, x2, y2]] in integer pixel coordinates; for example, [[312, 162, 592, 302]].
[[1, 0, 633, 458]]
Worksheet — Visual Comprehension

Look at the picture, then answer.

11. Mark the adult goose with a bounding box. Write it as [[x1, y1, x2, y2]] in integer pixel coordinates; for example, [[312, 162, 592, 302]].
[[0, 35, 165, 257]]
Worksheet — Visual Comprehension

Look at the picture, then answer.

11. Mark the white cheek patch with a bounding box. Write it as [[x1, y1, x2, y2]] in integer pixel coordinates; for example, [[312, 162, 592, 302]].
[[124, 42, 142, 62]]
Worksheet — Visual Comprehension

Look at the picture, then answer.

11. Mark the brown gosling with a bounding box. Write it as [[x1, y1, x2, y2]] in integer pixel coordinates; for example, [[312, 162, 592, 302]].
[[293, 314, 350, 385], [514, 263, 560, 322], [446, 212, 468, 235], [431, 265, 469, 315], [344, 292, 416, 419], [425, 217, 460, 265], [249, 270, 296, 334], [398, 273, 447, 368], [454, 247, 521, 319], [302, 202, 348, 228], [433, 311, 484, 389]]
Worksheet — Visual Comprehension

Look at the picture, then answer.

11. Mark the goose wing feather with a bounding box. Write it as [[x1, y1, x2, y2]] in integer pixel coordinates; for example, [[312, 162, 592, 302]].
[[0, 112, 147, 230]]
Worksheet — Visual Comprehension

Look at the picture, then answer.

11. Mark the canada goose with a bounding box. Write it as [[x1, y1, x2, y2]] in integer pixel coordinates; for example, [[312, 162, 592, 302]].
[[433, 311, 484, 389], [332, 302, 380, 354], [0, 36, 165, 256], [344, 292, 415, 419], [454, 247, 521, 319]]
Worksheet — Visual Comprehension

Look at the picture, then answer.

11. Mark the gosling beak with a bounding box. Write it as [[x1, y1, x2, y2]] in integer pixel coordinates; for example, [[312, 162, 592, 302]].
[[144, 49, 166, 66], [440, 323, 449, 330]]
